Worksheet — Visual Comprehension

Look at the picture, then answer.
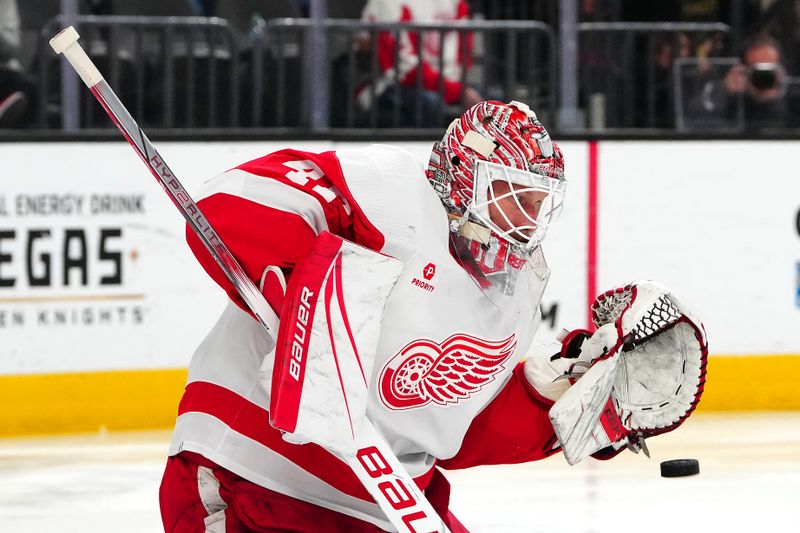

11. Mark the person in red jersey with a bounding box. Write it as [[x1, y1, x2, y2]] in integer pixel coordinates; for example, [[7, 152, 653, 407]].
[[356, 0, 483, 126]]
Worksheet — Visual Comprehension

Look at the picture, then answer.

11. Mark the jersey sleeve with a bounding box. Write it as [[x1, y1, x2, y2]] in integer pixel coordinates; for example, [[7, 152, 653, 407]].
[[437, 363, 560, 470], [186, 149, 359, 314]]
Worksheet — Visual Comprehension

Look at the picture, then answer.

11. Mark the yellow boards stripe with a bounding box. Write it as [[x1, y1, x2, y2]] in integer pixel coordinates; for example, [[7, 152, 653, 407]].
[[698, 354, 800, 411], [0, 355, 798, 437], [0, 368, 187, 437]]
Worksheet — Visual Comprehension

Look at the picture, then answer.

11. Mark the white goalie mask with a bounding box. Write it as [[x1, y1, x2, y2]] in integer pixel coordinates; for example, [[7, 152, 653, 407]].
[[427, 101, 566, 301], [449, 160, 565, 305], [468, 160, 566, 252]]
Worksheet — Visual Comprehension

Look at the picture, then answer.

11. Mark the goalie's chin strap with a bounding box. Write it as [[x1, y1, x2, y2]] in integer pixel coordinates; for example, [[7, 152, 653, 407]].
[[449, 213, 492, 244]]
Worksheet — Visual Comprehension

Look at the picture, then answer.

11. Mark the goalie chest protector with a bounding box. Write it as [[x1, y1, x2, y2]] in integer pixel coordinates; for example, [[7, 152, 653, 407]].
[[335, 145, 541, 462]]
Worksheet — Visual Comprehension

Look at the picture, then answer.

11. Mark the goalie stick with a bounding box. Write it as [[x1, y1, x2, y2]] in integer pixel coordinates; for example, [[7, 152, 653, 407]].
[[50, 26, 449, 533]]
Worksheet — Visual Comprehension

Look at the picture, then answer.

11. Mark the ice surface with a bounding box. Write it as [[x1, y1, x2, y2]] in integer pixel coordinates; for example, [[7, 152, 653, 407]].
[[1, 413, 798, 533]]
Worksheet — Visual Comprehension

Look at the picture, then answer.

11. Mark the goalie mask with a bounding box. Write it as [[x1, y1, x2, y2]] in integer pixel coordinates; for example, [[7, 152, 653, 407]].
[[426, 100, 566, 296]]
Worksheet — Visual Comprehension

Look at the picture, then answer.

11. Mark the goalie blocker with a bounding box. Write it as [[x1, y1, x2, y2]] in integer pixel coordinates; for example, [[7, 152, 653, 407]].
[[548, 281, 708, 465]]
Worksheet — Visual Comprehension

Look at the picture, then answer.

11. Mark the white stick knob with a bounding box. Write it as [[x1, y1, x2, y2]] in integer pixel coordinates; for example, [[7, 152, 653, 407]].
[[49, 26, 104, 87]]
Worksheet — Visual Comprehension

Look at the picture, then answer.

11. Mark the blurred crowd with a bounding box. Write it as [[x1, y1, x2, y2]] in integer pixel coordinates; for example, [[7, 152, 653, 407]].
[[1, 0, 799, 131], [0, 0, 37, 128]]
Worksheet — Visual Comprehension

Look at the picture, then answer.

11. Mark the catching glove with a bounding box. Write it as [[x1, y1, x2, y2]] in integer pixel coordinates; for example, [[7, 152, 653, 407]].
[[548, 281, 708, 465]]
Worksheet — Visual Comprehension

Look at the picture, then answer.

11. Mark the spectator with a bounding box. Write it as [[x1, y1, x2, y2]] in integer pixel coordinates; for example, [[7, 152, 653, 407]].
[[357, 0, 482, 127], [723, 34, 798, 127], [652, 30, 731, 128], [650, 32, 693, 127], [751, 0, 800, 75], [0, 0, 37, 128], [688, 33, 799, 129]]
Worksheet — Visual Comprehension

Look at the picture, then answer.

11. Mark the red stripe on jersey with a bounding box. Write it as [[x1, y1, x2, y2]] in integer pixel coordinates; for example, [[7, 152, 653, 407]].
[[180, 381, 373, 502], [438, 363, 557, 469], [187, 150, 387, 317], [178, 381, 436, 501], [186, 194, 320, 314], [235, 149, 386, 254]]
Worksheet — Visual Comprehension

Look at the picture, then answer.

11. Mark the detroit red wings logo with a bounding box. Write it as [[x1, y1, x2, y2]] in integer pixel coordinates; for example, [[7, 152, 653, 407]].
[[379, 333, 517, 410]]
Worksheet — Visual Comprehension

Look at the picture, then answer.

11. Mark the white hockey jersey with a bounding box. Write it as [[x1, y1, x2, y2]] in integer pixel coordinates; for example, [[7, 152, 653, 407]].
[[168, 145, 558, 530]]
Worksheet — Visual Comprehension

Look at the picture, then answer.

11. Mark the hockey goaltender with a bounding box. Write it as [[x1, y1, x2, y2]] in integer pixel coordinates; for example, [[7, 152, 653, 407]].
[[158, 100, 708, 532]]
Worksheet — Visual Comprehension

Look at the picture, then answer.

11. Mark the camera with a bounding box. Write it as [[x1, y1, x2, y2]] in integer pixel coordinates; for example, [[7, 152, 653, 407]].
[[747, 62, 784, 91]]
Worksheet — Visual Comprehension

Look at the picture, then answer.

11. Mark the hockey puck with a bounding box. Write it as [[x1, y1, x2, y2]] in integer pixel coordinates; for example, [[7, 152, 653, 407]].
[[660, 459, 700, 478]]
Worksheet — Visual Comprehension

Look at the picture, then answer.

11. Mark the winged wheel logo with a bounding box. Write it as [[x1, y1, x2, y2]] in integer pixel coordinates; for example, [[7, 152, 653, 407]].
[[379, 333, 517, 410]]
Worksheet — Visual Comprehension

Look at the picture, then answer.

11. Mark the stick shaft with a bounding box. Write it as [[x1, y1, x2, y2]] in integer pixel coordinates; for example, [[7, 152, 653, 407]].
[[91, 80, 279, 333], [346, 419, 450, 533]]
